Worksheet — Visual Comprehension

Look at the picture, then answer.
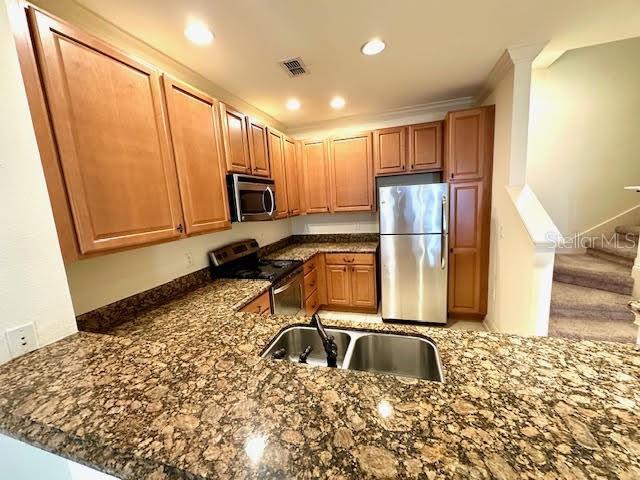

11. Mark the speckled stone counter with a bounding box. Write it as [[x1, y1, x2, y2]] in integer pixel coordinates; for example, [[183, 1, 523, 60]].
[[1, 245, 639, 479], [265, 242, 378, 263]]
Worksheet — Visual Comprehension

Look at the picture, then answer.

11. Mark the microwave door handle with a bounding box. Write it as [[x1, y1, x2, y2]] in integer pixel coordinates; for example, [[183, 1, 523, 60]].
[[266, 187, 275, 217]]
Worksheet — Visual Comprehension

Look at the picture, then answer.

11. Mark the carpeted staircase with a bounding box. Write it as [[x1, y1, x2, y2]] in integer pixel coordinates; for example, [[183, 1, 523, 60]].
[[549, 225, 639, 343]]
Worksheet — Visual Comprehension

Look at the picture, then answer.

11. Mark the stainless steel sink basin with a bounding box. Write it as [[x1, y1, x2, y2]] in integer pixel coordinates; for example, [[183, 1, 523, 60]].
[[263, 326, 352, 368], [262, 325, 443, 382], [345, 333, 443, 382]]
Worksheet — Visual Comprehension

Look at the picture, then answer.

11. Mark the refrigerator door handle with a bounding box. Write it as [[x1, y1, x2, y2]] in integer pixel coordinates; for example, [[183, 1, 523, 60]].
[[441, 195, 447, 269]]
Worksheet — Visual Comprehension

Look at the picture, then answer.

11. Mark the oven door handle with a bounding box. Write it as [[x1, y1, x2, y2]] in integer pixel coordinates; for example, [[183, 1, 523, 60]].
[[272, 274, 302, 295]]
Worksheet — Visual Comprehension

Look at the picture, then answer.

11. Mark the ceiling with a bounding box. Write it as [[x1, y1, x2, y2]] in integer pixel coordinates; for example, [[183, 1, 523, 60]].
[[74, 0, 640, 129]]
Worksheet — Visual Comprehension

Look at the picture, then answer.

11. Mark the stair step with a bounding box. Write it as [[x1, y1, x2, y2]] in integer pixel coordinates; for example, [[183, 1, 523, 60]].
[[586, 244, 635, 267], [548, 315, 638, 344], [550, 281, 635, 321], [615, 225, 640, 240], [553, 254, 633, 295], [589, 237, 638, 259]]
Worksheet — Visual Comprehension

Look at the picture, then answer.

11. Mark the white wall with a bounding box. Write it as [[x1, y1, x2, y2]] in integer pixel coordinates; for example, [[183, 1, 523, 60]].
[[481, 47, 558, 336], [527, 36, 640, 236], [0, 0, 77, 364], [66, 219, 292, 315], [0, 434, 118, 480], [291, 212, 378, 235]]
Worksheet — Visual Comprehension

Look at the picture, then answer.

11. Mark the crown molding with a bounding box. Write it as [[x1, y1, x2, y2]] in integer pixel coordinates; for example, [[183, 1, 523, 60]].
[[475, 42, 548, 105], [286, 97, 474, 137]]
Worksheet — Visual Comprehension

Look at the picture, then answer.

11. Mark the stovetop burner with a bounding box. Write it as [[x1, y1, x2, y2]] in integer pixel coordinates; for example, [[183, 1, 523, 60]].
[[209, 240, 302, 283]]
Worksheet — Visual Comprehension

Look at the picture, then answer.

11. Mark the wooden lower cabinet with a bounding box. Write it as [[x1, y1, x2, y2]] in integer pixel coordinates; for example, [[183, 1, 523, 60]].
[[325, 265, 351, 306], [240, 291, 272, 315], [323, 253, 377, 312], [302, 254, 321, 315], [350, 265, 377, 309]]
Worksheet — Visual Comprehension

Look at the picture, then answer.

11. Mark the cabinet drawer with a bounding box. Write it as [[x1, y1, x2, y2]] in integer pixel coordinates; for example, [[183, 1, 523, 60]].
[[304, 269, 318, 298], [305, 289, 319, 315], [240, 291, 271, 315], [325, 253, 374, 266], [303, 256, 317, 275]]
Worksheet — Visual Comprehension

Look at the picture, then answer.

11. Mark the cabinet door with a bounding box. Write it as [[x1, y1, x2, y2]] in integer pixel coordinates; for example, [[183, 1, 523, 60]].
[[325, 265, 350, 306], [302, 140, 330, 213], [220, 103, 251, 174], [446, 108, 490, 182], [329, 132, 373, 212], [163, 76, 231, 235], [28, 8, 183, 254], [448, 181, 485, 315], [373, 126, 406, 175], [247, 118, 270, 177], [267, 128, 288, 219], [283, 137, 301, 216], [350, 265, 376, 308], [409, 121, 442, 172]]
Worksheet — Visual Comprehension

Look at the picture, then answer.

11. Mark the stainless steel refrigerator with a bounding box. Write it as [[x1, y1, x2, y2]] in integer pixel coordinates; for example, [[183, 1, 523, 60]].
[[379, 183, 448, 324]]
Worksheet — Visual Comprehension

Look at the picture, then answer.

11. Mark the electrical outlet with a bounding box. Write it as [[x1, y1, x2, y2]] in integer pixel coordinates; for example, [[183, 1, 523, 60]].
[[6, 323, 37, 358], [185, 251, 193, 268]]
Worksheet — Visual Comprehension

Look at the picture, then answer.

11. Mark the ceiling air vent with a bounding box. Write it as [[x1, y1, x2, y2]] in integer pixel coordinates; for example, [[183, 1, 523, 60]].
[[280, 57, 308, 77]]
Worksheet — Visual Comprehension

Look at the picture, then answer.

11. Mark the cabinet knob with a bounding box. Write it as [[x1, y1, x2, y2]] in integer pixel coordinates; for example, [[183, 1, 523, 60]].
[[401, 165, 405, 170], [450, 173, 454, 179], [176, 224, 184, 233]]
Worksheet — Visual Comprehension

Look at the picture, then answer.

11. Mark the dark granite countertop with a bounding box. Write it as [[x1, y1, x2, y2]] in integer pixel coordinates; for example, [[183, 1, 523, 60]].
[[264, 242, 378, 262], [0, 242, 639, 479]]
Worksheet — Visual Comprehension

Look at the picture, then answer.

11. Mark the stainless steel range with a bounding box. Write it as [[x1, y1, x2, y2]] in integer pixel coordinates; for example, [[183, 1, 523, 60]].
[[209, 239, 303, 315]]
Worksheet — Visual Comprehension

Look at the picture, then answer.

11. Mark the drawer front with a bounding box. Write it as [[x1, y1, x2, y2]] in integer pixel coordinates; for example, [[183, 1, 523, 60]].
[[240, 291, 271, 315], [303, 255, 317, 275], [304, 269, 318, 298], [325, 253, 374, 266], [305, 289, 319, 315]]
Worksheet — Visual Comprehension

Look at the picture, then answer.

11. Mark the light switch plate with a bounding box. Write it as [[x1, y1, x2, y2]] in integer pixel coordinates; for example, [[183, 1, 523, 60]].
[[6, 323, 38, 358]]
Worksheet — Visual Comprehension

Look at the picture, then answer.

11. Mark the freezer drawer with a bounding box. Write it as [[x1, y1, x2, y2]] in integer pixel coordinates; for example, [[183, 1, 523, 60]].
[[380, 234, 447, 324]]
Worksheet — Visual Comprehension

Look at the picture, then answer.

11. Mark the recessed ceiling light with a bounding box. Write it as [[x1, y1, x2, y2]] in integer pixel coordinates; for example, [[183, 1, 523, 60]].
[[330, 96, 346, 110], [286, 98, 301, 111], [184, 21, 214, 46], [361, 38, 386, 56]]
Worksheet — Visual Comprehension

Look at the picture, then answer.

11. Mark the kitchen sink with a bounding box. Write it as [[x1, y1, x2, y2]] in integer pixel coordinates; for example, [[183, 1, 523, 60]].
[[263, 326, 352, 368], [262, 325, 443, 382], [345, 333, 443, 382]]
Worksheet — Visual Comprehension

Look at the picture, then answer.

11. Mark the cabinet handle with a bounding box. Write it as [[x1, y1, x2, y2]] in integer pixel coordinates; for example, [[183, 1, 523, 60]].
[[176, 224, 184, 233], [450, 173, 454, 179], [401, 165, 405, 170]]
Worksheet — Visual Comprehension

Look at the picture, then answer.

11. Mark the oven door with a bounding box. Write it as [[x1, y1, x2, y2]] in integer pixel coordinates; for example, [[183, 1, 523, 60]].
[[236, 180, 275, 222], [271, 269, 304, 315]]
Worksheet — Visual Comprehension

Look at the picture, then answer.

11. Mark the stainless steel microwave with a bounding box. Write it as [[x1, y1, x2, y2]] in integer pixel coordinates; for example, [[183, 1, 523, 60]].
[[227, 174, 276, 222]]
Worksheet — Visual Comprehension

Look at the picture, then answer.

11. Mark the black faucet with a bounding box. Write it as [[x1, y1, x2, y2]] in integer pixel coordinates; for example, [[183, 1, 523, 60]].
[[310, 314, 338, 368], [298, 345, 313, 364]]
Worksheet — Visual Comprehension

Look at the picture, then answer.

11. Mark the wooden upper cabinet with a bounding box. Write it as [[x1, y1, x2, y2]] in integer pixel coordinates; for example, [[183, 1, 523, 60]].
[[409, 121, 442, 172], [267, 128, 288, 219], [446, 107, 494, 182], [302, 140, 330, 213], [448, 181, 485, 315], [162, 76, 231, 235], [220, 103, 251, 174], [247, 118, 270, 177], [28, 8, 183, 254], [373, 126, 406, 175], [329, 132, 373, 212], [283, 137, 301, 216]]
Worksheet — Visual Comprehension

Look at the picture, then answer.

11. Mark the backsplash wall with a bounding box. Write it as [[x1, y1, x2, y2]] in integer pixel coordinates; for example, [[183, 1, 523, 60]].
[[65, 219, 293, 315], [291, 212, 379, 234]]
